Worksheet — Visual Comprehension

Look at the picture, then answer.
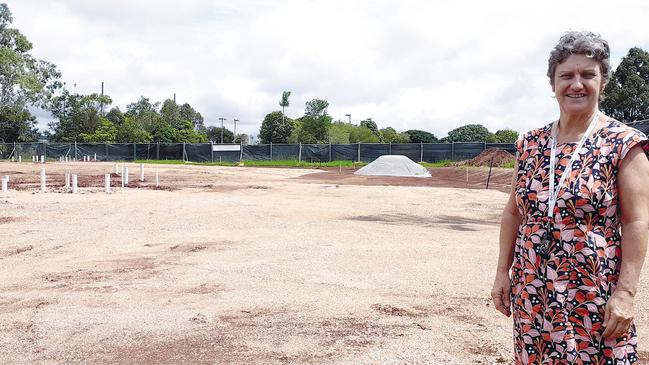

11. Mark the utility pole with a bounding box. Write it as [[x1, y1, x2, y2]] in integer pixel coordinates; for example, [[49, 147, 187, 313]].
[[345, 113, 351, 123], [218, 117, 227, 144], [233, 119, 239, 143], [100, 82, 104, 115]]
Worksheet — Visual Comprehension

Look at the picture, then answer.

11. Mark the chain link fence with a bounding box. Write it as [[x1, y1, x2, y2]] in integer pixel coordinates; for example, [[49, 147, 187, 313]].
[[0, 142, 515, 163]]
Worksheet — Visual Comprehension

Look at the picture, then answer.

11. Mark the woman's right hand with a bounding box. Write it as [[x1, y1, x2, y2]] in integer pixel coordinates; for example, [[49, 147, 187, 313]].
[[491, 271, 512, 317]]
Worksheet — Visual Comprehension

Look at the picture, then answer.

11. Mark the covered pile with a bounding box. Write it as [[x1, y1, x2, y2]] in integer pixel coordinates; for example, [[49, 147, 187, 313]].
[[354, 155, 431, 178]]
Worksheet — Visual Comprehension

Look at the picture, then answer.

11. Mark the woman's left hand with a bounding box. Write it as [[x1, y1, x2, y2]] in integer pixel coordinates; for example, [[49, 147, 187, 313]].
[[602, 290, 635, 339]]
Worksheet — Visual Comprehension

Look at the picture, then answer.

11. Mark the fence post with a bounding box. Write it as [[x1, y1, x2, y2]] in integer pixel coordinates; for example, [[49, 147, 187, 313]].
[[74, 141, 78, 160], [43, 141, 47, 162], [133, 143, 136, 161], [156, 142, 160, 160], [239, 143, 243, 161], [270, 142, 273, 161], [211, 142, 214, 162], [182, 142, 186, 161], [298, 143, 302, 162], [329, 142, 332, 162], [420, 142, 423, 162], [357, 142, 361, 162], [105, 143, 108, 161], [484, 141, 487, 151], [451, 142, 455, 161], [389, 142, 392, 155]]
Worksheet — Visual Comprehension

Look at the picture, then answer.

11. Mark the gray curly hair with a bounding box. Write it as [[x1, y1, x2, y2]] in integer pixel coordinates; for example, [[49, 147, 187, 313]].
[[547, 31, 611, 86]]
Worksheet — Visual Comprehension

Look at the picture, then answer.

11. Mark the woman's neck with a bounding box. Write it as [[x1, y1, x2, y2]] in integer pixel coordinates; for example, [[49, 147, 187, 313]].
[[557, 109, 601, 142]]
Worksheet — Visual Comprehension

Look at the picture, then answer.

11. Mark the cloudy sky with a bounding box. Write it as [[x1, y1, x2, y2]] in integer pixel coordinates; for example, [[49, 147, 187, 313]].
[[7, 0, 649, 139]]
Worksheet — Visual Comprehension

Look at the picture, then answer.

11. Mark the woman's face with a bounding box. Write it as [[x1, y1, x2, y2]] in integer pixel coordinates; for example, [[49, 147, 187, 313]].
[[552, 54, 604, 118]]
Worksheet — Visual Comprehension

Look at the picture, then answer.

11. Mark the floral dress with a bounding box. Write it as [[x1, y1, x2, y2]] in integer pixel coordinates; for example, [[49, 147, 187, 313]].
[[511, 119, 649, 364]]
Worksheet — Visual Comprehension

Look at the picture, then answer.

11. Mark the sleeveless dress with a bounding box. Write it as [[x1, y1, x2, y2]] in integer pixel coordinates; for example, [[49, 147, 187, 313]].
[[511, 119, 649, 364]]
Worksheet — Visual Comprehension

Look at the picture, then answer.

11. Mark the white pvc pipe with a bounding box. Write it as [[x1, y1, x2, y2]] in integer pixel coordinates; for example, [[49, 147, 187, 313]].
[[105, 174, 111, 193], [65, 171, 70, 189], [155, 171, 159, 187], [121, 166, 125, 187], [94, 153, 97, 161], [40, 155, 44, 164], [1, 177, 7, 193], [139, 164, 144, 182], [40, 168, 46, 192], [124, 167, 129, 185], [114, 164, 119, 175], [3, 175, 8, 183], [72, 174, 78, 193], [32, 156, 35, 163], [18, 156, 21, 163]]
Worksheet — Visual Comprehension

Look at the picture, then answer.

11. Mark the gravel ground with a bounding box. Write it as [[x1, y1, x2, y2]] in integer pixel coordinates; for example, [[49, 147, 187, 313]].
[[1, 161, 648, 364]]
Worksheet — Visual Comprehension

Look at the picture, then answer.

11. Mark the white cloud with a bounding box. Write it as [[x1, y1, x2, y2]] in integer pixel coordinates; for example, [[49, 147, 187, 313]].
[[7, 0, 649, 139]]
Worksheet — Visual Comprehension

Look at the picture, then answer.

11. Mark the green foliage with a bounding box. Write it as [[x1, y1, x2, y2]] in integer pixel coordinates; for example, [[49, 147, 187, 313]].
[[0, 105, 38, 142], [116, 116, 152, 143], [206, 126, 234, 143], [379, 127, 409, 143], [349, 126, 380, 143], [279, 91, 291, 108], [446, 124, 491, 142], [359, 118, 379, 138], [49, 92, 112, 142], [493, 129, 519, 143], [300, 115, 332, 143], [405, 129, 438, 143], [304, 98, 329, 117], [0, 3, 62, 142], [259, 111, 294, 143], [79, 117, 117, 142], [327, 121, 351, 144], [234, 133, 249, 144], [601, 47, 649, 122], [105, 107, 125, 126]]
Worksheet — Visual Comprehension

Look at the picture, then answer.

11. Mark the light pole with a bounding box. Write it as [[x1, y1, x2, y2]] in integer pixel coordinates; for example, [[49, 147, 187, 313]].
[[233, 119, 239, 143], [345, 113, 351, 123], [218, 117, 227, 144]]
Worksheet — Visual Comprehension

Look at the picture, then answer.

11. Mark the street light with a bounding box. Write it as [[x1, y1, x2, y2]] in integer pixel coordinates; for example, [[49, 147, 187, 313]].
[[218, 117, 227, 144], [345, 113, 351, 123], [233, 119, 239, 143]]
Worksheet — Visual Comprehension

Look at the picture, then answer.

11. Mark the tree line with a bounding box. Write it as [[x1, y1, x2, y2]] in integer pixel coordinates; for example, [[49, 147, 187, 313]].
[[1, 3, 648, 145]]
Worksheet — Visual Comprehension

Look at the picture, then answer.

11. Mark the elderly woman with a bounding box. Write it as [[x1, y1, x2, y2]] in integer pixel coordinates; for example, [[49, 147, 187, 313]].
[[491, 31, 649, 363]]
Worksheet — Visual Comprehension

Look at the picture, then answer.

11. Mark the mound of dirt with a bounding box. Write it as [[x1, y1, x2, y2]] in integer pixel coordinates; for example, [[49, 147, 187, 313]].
[[456, 148, 515, 167]]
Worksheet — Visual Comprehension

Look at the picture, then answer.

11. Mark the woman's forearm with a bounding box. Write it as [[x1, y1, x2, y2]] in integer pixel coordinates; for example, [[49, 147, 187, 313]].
[[616, 220, 649, 296], [497, 209, 521, 275]]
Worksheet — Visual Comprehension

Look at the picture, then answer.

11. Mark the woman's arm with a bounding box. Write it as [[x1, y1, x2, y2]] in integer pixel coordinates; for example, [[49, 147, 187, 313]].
[[491, 164, 522, 317], [602, 145, 649, 339]]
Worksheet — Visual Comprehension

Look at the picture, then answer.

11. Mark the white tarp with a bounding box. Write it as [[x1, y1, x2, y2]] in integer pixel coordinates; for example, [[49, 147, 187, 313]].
[[354, 155, 431, 178]]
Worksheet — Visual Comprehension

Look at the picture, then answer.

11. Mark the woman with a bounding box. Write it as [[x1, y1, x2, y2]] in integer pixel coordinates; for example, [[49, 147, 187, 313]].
[[491, 31, 649, 363]]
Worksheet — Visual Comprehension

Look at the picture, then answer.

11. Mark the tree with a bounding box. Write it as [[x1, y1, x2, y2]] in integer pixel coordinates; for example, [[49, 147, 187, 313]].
[[360, 118, 379, 138], [79, 117, 117, 142], [279, 91, 291, 124], [405, 129, 438, 143], [494, 129, 519, 143], [259, 111, 294, 143], [205, 126, 233, 143], [0, 105, 37, 142], [305, 98, 329, 117], [115, 116, 152, 143], [234, 133, 249, 144], [446, 124, 491, 142], [0, 3, 62, 142], [175, 120, 208, 143], [105, 107, 125, 126], [349, 126, 379, 143], [300, 115, 332, 143], [328, 121, 351, 144], [601, 47, 649, 122], [49, 92, 112, 142], [379, 127, 409, 143]]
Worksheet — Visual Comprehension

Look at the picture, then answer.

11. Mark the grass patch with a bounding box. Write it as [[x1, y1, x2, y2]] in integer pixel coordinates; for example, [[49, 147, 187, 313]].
[[419, 160, 453, 167], [133, 159, 366, 168]]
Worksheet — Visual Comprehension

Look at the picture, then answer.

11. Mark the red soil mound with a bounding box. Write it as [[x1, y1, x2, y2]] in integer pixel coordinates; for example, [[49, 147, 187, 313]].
[[455, 148, 515, 167]]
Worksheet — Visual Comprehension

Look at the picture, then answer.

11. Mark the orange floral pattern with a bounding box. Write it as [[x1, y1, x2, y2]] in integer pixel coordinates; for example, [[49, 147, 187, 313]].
[[511, 120, 649, 364]]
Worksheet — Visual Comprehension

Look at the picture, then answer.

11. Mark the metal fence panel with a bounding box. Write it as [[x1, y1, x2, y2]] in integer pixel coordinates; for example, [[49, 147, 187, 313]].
[[270, 144, 300, 160], [302, 144, 329, 162], [390, 143, 421, 161], [359, 144, 390, 162], [331, 144, 358, 161]]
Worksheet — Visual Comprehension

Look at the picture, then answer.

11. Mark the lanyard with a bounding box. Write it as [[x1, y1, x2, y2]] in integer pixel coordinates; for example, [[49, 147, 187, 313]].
[[547, 111, 599, 219]]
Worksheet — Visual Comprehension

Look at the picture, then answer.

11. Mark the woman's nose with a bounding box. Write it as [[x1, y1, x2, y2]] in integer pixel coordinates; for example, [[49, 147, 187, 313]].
[[570, 77, 584, 90]]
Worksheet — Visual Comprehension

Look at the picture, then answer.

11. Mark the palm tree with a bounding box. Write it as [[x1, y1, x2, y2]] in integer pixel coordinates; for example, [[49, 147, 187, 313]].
[[279, 91, 291, 124]]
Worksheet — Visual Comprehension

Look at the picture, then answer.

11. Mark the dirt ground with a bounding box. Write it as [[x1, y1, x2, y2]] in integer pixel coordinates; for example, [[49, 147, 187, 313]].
[[1, 161, 649, 364]]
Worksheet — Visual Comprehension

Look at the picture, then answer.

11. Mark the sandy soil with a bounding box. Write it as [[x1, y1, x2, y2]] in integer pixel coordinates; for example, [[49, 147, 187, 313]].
[[1, 161, 648, 364]]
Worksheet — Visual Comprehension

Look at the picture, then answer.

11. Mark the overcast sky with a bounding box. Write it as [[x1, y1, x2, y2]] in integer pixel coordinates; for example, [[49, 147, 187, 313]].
[[7, 0, 649, 139]]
